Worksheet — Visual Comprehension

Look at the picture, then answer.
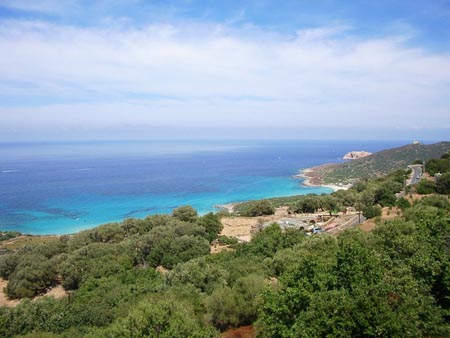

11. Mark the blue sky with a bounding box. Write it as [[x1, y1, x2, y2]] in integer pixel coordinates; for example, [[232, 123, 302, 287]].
[[0, 0, 450, 140]]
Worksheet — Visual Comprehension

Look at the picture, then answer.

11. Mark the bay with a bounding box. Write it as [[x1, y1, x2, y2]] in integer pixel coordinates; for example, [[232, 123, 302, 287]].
[[0, 139, 404, 234]]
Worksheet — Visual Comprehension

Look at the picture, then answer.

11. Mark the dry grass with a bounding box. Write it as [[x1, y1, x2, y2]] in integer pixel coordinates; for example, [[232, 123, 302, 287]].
[[358, 206, 403, 232], [1, 235, 60, 251], [210, 244, 233, 254], [220, 207, 295, 242]]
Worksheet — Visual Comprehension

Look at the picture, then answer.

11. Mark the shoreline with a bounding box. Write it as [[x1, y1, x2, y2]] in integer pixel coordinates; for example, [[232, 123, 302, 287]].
[[3, 166, 346, 236], [214, 202, 241, 213], [216, 165, 349, 215], [294, 165, 350, 191]]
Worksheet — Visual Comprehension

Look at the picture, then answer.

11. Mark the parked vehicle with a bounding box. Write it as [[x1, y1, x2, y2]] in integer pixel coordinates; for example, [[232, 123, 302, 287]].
[[312, 227, 324, 234]]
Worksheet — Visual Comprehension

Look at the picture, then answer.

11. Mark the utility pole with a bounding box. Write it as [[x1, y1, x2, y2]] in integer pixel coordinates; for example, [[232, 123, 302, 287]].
[[403, 174, 406, 196], [357, 201, 361, 224]]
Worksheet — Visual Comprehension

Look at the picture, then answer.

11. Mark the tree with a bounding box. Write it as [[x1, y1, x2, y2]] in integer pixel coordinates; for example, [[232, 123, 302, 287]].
[[417, 195, 450, 210], [352, 180, 367, 192], [245, 223, 284, 257], [197, 212, 223, 242], [145, 230, 210, 269], [416, 179, 436, 194], [87, 296, 217, 338], [240, 200, 275, 217], [290, 195, 319, 214], [6, 257, 58, 298], [205, 286, 239, 329], [395, 197, 411, 210], [425, 158, 450, 176], [320, 195, 338, 216], [205, 274, 266, 330], [167, 258, 228, 294], [374, 182, 402, 207], [172, 206, 198, 222], [436, 172, 450, 194], [362, 205, 382, 219]]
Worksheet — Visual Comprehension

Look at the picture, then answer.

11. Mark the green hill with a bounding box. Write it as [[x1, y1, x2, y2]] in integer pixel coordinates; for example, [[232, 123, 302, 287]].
[[319, 141, 450, 184]]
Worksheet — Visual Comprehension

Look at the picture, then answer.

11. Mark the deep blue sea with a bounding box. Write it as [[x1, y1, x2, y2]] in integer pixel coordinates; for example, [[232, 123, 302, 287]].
[[0, 140, 405, 235]]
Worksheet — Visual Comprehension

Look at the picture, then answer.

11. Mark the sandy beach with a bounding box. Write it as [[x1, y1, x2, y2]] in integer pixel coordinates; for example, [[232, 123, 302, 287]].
[[295, 165, 350, 191]]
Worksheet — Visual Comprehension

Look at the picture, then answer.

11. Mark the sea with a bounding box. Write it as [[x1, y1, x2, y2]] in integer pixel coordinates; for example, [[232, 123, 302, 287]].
[[0, 139, 406, 235]]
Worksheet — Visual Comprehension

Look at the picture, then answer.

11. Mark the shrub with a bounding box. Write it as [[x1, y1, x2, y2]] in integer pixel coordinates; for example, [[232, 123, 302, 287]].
[[239, 200, 275, 217], [172, 206, 198, 222], [416, 180, 436, 194], [395, 197, 411, 211], [436, 172, 450, 194], [362, 205, 382, 219]]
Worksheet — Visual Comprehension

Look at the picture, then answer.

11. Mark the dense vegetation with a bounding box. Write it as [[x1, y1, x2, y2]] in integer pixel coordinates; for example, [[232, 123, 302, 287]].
[[317, 141, 450, 184], [415, 150, 450, 195], [236, 168, 407, 218], [1, 153, 450, 337]]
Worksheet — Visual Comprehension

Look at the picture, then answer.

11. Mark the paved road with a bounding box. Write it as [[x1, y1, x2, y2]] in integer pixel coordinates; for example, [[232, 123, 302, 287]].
[[408, 164, 423, 185], [347, 213, 366, 227]]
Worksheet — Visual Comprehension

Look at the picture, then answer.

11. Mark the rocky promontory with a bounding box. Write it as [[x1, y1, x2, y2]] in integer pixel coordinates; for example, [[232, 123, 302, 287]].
[[343, 151, 372, 160]]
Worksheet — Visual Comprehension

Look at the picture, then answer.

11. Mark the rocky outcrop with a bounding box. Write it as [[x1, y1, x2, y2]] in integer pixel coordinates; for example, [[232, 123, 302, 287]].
[[343, 151, 372, 160]]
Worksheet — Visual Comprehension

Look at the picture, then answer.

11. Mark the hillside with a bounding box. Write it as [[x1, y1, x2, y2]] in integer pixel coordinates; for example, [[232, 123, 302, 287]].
[[1, 156, 450, 337], [310, 141, 450, 185]]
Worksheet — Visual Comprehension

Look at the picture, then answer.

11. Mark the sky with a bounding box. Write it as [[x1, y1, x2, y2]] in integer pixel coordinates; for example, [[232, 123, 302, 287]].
[[0, 0, 450, 141]]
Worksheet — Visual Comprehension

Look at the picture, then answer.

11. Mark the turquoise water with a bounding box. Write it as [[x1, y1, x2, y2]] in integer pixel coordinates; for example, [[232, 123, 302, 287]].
[[0, 140, 404, 234]]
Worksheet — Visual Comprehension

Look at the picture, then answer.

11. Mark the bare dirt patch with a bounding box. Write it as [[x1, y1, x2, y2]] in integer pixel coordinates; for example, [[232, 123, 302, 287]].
[[0, 278, 68, 308], [359, 219, 377, 232], [220, 207, 297, 242], [221, 325, 256, 338], [42, 285, 68, 300], [220, 213, 284, 242], [220, 217, 257, 242], [0, 278, 20, 307], [210, 244, 233, 254]]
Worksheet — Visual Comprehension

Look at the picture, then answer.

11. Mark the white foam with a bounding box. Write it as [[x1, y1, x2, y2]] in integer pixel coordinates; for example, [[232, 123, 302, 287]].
[[1, 170, 21, 173]]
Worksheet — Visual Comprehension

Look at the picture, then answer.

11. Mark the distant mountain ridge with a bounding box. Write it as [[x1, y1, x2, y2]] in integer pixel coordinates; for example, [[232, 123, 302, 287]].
[[313, 141, 450, 184]]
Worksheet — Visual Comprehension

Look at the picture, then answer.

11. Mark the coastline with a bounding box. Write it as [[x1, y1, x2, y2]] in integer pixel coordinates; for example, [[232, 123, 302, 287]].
[[215, 202, 240, 213], [217, 165, 348, 214], [294, 165, 350, 191]]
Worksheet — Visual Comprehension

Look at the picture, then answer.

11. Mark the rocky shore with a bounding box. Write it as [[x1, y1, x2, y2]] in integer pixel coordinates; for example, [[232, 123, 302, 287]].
[[294, 164, 350, 191]]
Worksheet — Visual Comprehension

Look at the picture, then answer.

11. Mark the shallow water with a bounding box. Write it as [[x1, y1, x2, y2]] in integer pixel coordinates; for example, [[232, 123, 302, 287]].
[[0, 139, 404, 234]]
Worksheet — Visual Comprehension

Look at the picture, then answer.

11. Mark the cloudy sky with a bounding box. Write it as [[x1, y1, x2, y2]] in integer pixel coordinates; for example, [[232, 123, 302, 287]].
[[1, 0, 450, 141]]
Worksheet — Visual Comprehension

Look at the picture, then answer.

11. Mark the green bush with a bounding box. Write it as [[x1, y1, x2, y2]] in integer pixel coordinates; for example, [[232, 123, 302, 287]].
[[395, 197, 411, 210], [197, 212, 223, 242], [436, 172, 450, 194], [238, 200, 275, 217], [86, 296, 218, 338], [416, 179, 436, 194], [289, 195, 320, 214], [362, 205, 382, 219], [172, 205, 198, 222], [425, 158, 450, 176], [416, 195, 450, 210]]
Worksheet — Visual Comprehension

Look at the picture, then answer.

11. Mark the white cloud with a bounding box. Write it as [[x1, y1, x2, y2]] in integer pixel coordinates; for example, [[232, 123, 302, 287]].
[[295, 25, 351, 41], [0, 19, 449, 136], [0, 0, 78, 14]]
